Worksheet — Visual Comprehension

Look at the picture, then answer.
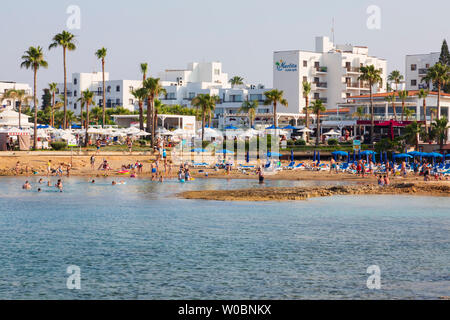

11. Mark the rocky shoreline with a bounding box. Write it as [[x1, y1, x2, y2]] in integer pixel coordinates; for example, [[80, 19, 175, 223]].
[[180, 182, 450, 201]]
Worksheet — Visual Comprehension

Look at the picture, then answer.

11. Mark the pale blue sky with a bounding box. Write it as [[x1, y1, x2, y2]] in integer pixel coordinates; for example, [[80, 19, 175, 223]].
[[1, 0, 449, 90]]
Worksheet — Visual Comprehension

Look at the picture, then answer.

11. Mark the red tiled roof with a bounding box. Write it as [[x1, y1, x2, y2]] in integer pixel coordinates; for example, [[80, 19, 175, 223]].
[[349, 90, 450, 99]]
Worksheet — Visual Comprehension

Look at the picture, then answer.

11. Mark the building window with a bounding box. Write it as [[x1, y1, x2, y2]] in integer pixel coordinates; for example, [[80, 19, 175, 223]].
[[411, 79, 417, 86], [346, 93, 351, 98], [129, 99, 134, 105], [214, 69, 220, 75], [116, 85, 120, 92], [74, 103, 77, 110], [425, 64, 430, 68], [314, 61, 320, 68], [99, 99, 103, 107], [74, 90, 77, 97], [74, 78, 77, 85], [129, 86, 134, 92], [303, 60, 307, 67], [188, 92, 196, 99], [107, 86, 111, 93], [314, 93, 320, 99], [411, 64, 417, 71], [303, 76, 307, 83], [116, 99, 120, 105]]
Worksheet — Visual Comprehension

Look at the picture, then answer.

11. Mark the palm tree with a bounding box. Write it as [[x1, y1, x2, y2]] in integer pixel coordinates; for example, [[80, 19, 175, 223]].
[[352, 106, 366, 136], [422, 63, 450, 119], [16, 90, 32, 129], [385, 94, 397, 120], [404, 108, 415, 121], [311, 100, 326, 146], [20, 46, 48, 149], [229, 76, 244, 88], [387, 70, 403, 92], [95, 47, 107, 127], [2, 89, 19, 111], [418, 89, 429, 134], [191, 94, 211, 141], [398, 90, 409, 121], [78, 90, 95, 146], [131, 87, 147, 131], [404, 121, 423, 150], [432, 117, 449, 149], [207, 95, 220, 128], [240, 100, 258, 128], [358, 65, 383, 144], [140, 63, 148, 82], [302, 81, 312, 141], [264, 89, 288, 128], [48, 83, 58, 127], [143, 78, 166, 145], [49, 31, 76, 129]]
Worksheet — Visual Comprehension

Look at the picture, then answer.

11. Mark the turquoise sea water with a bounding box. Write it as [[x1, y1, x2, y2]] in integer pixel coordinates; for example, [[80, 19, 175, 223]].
[[0, 177, 448, 300]]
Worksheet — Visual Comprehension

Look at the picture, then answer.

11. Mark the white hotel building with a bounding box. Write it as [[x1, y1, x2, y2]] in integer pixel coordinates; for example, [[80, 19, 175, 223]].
[[57, 62, 279, 128], [0, 81, 33, 109], [274, 36, 387, 112], [405, 52, 440, 91], [157, 62, 277, 128], [55, 72, 142, 113]]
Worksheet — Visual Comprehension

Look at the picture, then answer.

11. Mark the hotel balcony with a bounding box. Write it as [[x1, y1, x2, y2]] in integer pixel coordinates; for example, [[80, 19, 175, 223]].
[[313, 82, 328, 90], [344, 82, 370, 90], [418, 68, 429, 75], [315, 97, 327, 104], [314, 66, 328, 74], [344, 66, 361, 74]]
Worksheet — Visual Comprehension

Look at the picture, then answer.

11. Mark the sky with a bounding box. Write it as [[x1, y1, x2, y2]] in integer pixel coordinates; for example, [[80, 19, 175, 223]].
[[1, 0, 449, 91]]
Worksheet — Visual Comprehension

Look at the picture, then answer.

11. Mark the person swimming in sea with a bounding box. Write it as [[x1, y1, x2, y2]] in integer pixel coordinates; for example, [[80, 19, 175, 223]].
[[22, 181, 31, 190], [55, 179, 63, 192]]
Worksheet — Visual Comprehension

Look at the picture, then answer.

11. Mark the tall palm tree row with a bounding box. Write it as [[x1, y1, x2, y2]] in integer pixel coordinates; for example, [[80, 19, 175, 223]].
[[77, 90, 95, 146], [264, 89, 288, 128], [49, 30, 76, 129], [311, 100, 326, 146], [302, 81, 311, 141], [95, 47, 107, 127], [432, 117, 449, 149], [358, 65, 383, 144], [20, 46, 48, 149], [239, 100, 258, 128], [422, 63, 450, 119]]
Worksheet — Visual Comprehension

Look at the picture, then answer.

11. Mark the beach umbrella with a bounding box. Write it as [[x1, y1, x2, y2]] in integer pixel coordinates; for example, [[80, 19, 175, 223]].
[[246, 151, 250, 163], [393, 153, 413, 159], [291, 149, 294, 162], [266, 125, 282, 130], [446, 154, 450, 158], [225, 125, 238, 130], [313, 150, 317, 162], [347, 153, 350, 164], [317, 151, 321, 164], [216, 149, 234, 155], [191, 148, 207, 153], [353, 151, 356, 163], [283, 125, 297, 130], [268, 152, 282, 158]]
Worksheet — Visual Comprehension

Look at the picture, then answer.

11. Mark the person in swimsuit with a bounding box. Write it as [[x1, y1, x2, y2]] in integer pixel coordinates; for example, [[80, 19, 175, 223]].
[[55, 180, 63, 192]]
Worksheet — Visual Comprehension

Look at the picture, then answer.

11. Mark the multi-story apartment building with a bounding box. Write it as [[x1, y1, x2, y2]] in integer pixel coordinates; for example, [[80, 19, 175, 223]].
[[55, 72, 142, 113], [405, 52, 440, 91], [274, 36, 387, 113], [0, 81, 33, 109], [158, 62, 276, 128]]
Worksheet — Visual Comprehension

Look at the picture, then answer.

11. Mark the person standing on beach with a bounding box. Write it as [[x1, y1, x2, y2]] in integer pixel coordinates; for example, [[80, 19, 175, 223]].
[[401, 160, 407, 178], [90, 155, 95, 170], [47, 160, 52, 177]]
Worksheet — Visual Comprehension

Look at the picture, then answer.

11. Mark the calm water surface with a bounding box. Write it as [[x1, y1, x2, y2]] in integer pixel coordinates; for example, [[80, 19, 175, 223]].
[[0, 177, 448, 299]]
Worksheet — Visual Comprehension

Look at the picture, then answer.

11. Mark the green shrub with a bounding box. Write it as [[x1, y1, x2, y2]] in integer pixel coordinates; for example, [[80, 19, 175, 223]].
[[294, 139, 306, 146], [327, 139, 339, 146], [50, 141, 67, 151], [137, 139, 147, 146], [287, 139, 295, 146]]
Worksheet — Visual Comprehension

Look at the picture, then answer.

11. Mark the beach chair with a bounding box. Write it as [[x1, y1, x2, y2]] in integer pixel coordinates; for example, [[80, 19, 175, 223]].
[[192, 162, 209, 168], [292, 163, 305, 170], [339, 163, 349, 172], [264, 161, 272, 169], [284, 161, 296, 170]]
